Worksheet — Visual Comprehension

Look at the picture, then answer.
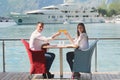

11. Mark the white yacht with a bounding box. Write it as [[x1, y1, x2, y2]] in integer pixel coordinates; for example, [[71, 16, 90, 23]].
[[10, 0, 105, 25]]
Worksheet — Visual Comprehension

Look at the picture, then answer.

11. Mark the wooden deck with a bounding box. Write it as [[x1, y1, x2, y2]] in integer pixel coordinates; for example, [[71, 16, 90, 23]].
[[0, 72, 120, 80]]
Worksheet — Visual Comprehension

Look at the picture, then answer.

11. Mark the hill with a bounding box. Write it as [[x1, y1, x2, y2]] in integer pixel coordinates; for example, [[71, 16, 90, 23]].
[[0, 0, 116, 17]]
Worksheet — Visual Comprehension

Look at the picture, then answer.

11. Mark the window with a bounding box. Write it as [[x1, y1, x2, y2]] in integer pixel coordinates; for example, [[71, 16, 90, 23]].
[[52, 16, 55, 18], [60, 16, 63, 18], [83, 15, 88, 17], [48, 16, 50, 18], [76, 15, 79, 17]]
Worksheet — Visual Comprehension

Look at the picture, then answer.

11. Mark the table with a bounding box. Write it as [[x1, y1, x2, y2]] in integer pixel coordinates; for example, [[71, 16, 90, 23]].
[[43, 44, 77, 78]]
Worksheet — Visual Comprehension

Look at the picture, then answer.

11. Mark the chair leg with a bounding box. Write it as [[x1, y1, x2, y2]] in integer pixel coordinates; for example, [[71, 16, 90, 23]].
[[45, 73, 48, 80], [71, 72, 74, 80], [90, 73, 92, 80], [28, 74, 33, 80]]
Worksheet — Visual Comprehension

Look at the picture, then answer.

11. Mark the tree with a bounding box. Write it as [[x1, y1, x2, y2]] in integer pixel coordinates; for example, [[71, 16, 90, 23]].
[[98, 8, 107, 16], [109, 1, 120, 15], [98, 0, 120, 17], [107, 9, 116, 17]]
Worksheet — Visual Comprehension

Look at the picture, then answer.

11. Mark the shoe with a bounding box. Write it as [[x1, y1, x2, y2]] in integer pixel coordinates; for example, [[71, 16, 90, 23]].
[[42, 72, 54, 79], [72, 72, 81, 79]]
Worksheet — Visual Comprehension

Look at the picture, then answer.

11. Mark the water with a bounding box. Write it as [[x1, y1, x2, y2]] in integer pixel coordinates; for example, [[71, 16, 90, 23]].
[[0, 22, 120, 72]]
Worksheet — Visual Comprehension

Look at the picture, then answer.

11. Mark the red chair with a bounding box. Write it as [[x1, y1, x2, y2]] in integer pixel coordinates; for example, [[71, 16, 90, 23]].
[[21, 39, 47, 79]]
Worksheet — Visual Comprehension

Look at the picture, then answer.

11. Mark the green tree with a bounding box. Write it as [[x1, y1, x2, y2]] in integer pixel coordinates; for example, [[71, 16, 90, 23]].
[[109, 1, 120, 15], [98, 8, 107, 16], [98, 0, 120, 17], [107, 9, 116, 17]]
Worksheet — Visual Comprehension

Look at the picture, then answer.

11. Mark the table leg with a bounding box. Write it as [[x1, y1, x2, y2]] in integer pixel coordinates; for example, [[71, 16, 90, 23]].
[[59, 48, 63, 78]]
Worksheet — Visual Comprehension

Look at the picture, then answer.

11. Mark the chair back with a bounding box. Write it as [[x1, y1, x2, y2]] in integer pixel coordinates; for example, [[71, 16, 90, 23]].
[[21, 39, 46, 74], [73, 40, 98, 73]]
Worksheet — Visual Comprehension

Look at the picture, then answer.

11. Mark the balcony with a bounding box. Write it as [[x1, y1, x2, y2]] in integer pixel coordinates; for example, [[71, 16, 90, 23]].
[[0, 38, 120, 80]]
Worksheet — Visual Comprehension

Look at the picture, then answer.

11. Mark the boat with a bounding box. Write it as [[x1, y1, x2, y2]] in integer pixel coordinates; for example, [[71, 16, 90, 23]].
[[10, 0, 105, 25]]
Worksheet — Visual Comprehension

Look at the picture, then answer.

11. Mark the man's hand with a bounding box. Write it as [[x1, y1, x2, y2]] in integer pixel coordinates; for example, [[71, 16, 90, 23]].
[[56, 32, 61, 36], [41, 43, 50, 49], [52, 32, 61, 39]]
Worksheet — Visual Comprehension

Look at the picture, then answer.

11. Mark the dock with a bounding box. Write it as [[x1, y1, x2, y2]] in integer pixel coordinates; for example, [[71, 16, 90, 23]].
[[0, 72, 120, 80]]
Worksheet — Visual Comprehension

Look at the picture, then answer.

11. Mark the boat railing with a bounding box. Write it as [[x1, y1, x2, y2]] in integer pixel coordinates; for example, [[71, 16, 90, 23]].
[[0, 38, 120, 72]]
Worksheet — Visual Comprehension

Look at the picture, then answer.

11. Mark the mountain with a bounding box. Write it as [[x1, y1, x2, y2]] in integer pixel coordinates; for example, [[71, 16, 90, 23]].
[[0, 0, 9, 16], [0, 0, 63, 17], [0, 0, 116, 17]]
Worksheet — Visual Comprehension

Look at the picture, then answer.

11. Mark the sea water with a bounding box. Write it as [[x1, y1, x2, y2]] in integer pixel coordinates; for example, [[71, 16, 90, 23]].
[[0, 22, 120, 72]]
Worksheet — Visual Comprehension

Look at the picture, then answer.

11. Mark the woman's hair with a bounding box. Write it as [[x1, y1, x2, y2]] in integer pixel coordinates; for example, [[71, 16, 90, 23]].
[[77, 23, 87, 37]]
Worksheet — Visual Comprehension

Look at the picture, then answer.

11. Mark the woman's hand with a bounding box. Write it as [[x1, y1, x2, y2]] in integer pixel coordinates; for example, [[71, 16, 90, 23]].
[[63, 31, 68, 35]]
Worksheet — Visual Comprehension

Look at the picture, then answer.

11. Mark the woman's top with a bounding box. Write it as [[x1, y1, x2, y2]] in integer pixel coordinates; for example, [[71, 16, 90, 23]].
[[74, 33, 89, 50]]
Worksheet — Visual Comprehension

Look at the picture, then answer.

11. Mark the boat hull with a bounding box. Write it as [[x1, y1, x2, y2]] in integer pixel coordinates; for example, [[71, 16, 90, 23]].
[[10, 14, 65, 25], [10, 14, 105, 25]]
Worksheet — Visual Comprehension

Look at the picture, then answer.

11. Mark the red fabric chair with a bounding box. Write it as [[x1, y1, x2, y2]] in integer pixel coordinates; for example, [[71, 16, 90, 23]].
[[21, 39, 47, 75]]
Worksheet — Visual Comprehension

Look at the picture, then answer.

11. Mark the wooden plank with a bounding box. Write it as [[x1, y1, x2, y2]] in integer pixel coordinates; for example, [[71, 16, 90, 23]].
[[105, 72, 112, 80], [21, 72, 29, 80], [109, 72, 120, 80], [0, 72, 12, 80], [0, 72, 120, 80], [0, 72, 8, 79], [93, 72, 106, 80], [9, 72, 20, 80], [102, 73, 110, 80], [13, 72, 24, 80]]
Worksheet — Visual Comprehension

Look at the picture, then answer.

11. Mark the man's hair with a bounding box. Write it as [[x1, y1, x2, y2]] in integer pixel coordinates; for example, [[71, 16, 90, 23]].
[[37, 22, 44, 25]]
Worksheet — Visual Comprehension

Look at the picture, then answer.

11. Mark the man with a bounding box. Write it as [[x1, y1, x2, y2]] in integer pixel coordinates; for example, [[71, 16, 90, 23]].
[[29, 22, 61, 78]]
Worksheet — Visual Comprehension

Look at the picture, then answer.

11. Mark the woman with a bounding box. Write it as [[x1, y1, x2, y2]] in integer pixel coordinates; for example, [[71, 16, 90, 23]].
[[65, 23, 89, 79]]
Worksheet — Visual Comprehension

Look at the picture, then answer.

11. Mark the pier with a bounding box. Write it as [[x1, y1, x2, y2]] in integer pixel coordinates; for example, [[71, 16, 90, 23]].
[[0, 38, 120, 80]]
